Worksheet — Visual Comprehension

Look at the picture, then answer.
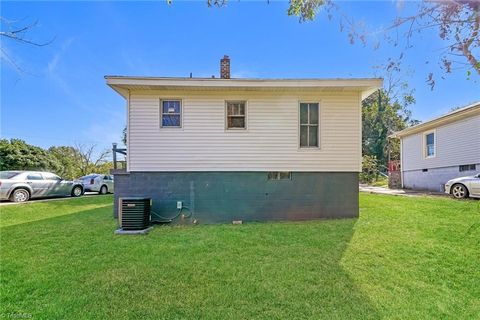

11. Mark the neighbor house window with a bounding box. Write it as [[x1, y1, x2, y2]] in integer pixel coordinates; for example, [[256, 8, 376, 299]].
[[425, 131, 435, 157], [267, 172, 292, 180], [161, 100, 182, 128], [459, 164, 476, 172], [300, 102, 319, 147], [226, 101, 246, 129]]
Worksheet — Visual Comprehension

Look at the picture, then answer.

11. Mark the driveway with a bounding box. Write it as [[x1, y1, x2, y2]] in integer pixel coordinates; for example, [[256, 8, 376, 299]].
[[0, 192, 101, 206], [360, 184, 447, 197]]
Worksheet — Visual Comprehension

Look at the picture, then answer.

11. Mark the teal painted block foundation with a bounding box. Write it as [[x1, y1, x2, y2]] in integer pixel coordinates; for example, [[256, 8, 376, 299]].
[[113, 172, 359, 224]]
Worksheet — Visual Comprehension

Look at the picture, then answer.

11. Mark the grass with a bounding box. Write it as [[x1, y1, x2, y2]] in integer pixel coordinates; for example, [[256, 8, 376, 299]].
[[370, 177, 389, 187], [1, 194, 479, 319]]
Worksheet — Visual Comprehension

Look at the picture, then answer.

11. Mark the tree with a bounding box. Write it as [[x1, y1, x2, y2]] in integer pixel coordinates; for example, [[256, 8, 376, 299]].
[[48, 146, 82, 180], [285, 0, 480, 87], [194, 0, 479, 86], [74, 143, 111, 176], [0, 139, 60, 172], [362, 88, 419, 173], [0, 17, 53, 73]]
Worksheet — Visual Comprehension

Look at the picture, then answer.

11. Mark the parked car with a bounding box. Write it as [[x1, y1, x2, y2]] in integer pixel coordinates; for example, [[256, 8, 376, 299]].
[[445, 173, 480, 199], [78, 174, 114, 194], [0, 171, 84, 203]]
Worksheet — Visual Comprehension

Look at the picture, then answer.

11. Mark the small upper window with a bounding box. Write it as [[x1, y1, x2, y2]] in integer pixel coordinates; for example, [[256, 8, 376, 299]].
[[27, 173, 43, 180], [300, 103, 319, 147], [161, 100, 182, 128], [425, 132, 435, 157], [226, 101, 246, 129]]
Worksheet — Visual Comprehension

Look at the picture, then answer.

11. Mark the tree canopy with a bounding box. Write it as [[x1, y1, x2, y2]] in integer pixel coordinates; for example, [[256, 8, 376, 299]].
[[285, 0, 480, 87], [0, 139, 112, 180]]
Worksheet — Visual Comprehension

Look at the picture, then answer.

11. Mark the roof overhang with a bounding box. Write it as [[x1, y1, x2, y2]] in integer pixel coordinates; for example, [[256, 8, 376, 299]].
[[105, 76, 382, 100], [390, 101, 480, 139]]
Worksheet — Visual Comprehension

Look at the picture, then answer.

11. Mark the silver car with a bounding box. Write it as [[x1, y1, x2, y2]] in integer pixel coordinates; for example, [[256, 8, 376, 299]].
[[445, 173, 480, 199], [0, 171, 84, 203], [78, 174, 114, 194]]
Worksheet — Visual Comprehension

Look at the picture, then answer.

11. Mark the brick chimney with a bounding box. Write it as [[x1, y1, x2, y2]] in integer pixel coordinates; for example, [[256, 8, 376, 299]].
[[220, 55, 230, 79]]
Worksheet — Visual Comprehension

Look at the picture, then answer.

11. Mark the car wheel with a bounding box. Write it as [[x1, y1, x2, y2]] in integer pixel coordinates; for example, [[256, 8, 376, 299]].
[[10, 189, 30, 203], [71, 186, 83, 197], [99, 185, 108, 195], [451, 184, 468, 199]]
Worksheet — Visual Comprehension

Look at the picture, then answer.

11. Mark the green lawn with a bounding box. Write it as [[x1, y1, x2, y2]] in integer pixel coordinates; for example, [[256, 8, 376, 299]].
[[1, 194, 479, 319]]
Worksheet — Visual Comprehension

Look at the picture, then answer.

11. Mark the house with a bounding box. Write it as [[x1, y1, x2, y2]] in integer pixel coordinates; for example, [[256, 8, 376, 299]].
[[391, 102, 480, 192], [106, 56, 382, 224]]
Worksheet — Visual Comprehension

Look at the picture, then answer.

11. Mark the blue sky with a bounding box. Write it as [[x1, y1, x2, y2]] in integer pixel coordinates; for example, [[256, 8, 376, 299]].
[[1, 1, 478, 153]]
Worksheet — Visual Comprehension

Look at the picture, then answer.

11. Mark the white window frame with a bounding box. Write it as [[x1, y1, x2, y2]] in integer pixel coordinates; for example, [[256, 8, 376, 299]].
[[423, 130, 436, 159], [160, 99, 183, 129], [225, 100, 248, 130], [298, 101, 320, 149]]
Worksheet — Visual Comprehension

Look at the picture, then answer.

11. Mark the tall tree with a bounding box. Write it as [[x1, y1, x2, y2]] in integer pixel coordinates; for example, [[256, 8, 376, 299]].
[[362, 89, 418, 172], [48, 146, 82, 180], [74, 143, 111, 176], [285, 0, 480, 87], [0, 139, 60, 172], [195, 0, 479, 86]]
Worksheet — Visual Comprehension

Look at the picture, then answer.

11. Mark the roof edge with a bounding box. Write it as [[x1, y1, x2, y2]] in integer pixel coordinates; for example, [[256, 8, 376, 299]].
[[390, 101, 480, 138]]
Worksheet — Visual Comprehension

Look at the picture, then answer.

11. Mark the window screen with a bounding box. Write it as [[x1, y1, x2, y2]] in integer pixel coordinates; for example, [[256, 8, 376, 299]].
[[226, 101, 246, 129], [425, 132, 435, 157], [161, 100, 182, 127], [300, 103, 319, 147]]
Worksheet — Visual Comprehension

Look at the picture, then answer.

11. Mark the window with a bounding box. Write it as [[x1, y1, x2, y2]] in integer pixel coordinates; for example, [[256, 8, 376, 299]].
[[0, 171, 20, 179], [27, 173, 43, 180], [43, 173, 62, 181], [267, 172, 292, 180], [300, 103, 319, 147], [459, 164, 476, 172], [425, 132, 435, 157], [226, 101, 246, 129], [161, 100, 181, 128]]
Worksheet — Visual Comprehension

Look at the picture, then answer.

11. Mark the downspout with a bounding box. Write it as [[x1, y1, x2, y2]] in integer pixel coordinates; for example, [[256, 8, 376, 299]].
[[400, 137, 404, 189], [126, 89, 131, 172]]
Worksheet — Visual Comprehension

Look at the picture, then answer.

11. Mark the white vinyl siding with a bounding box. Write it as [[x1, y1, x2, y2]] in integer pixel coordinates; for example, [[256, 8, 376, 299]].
[[127, 90, 361, 172], [402, 114, 480, 171]]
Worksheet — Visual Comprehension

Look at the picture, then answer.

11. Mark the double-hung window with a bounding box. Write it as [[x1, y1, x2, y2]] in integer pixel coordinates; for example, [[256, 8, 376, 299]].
[[226, 101, 246, 129], [300, 102, 319, 148], [161, 100, 182, 128], [425, 131, 435, 157]]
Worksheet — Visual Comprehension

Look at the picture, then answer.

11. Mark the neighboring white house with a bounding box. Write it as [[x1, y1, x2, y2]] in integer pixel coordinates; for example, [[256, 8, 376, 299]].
[[106, 56, 382, 223], [391, 102, 480, 192]]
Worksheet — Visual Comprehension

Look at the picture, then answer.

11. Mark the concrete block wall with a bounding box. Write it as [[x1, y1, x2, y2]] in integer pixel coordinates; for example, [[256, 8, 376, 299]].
[[113, 172, 359, 224], [403, 164, 479, 192]]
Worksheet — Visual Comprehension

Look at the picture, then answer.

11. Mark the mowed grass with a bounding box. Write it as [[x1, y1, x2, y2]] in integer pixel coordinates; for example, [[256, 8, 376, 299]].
[[1, 194, 479, 319]]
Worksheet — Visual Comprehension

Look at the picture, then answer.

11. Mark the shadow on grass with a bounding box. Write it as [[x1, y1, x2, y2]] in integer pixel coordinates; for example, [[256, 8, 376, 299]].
[[1, 206, 379, 319]]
